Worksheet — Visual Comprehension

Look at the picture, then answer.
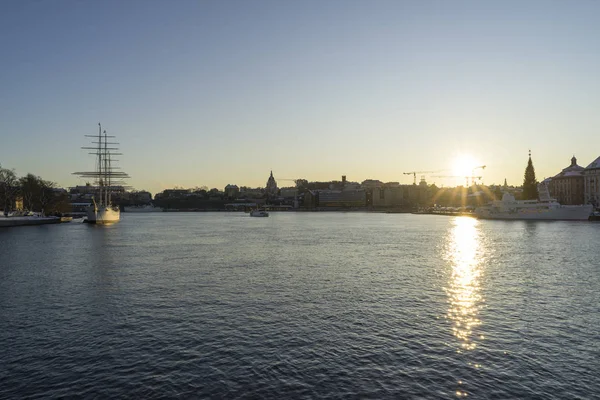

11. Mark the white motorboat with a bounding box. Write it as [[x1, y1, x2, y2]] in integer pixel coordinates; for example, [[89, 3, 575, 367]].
[[475, 184, 592, 221], [250, 209, 269, 217], [74, 123, 129, 224]]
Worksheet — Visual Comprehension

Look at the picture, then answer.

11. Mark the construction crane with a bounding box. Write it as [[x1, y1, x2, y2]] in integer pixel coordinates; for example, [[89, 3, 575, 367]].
[[470, 165, 486, 186], [403, 170, 446, 185], [432, 175, 483, 187]]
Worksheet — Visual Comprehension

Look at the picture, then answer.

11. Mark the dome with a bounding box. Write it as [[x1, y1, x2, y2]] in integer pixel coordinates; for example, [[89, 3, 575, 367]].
[[553, 156, 584, 178], [265, 170, 278, 194]]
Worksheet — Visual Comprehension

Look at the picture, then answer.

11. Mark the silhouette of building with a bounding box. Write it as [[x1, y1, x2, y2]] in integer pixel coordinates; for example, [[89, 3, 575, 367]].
[[266, 171, 278, 196], [549, 156, 584, 205], [361, 179, 384, 189], [583, 156, 600, 206], [312, 189, 366, 208], [372, 185, 429, 208]]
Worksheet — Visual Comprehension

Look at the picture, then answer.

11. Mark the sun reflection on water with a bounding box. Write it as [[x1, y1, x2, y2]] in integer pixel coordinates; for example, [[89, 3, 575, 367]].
[[444, 217, 483, 352]]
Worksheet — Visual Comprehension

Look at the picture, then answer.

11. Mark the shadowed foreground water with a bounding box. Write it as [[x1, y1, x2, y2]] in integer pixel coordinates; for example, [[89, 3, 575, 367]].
[[1, 213, 599, 398]]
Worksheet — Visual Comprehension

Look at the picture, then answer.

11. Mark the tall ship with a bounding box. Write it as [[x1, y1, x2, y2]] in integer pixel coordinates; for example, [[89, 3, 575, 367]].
[[74, 123, 129, 224], [475, 184, 592, 221]]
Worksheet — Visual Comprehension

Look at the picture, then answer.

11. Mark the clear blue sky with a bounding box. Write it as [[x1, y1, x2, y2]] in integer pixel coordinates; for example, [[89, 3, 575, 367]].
[[2, 0, 600, 194]]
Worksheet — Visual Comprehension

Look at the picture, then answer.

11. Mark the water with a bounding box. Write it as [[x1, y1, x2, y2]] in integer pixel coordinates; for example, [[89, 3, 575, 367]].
[[1, 213, 599, 398]]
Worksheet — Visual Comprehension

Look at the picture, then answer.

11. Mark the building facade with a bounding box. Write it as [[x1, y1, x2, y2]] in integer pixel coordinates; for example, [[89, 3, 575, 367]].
[[372, 187, 405, 207], [549, 156, 584, 205], [312, 189, 366, 208], [583, 156, 600, 206], [372, 185, 430, 208]]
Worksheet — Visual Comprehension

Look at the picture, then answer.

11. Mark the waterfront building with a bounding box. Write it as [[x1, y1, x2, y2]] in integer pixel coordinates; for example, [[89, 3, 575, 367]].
[[583, 156, 600, 206], [266, 171, 278, 196], [372, 184, 430, 208], [239, 187, 264, 199], [549, 156, 584, 205], [224, 184, 240, 198], [159, 189, 191, 198], [372, 187, 405, 208], [304, 190, 317, 209], [308, 189, 366, 208], [280, 188, 298, 198]]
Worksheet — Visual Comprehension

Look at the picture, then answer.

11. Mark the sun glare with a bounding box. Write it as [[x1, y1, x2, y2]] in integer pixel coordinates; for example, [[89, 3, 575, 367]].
[[452, 155, 479, 178]]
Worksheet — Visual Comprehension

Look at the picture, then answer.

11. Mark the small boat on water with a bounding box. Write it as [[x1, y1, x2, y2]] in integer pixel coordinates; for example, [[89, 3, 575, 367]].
[[73, 123, 129, 224], [250, 208, 269, 217]]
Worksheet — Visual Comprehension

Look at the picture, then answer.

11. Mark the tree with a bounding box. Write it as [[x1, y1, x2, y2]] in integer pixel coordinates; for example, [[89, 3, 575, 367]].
[[522, 154, 539, 200], [19, 173, 41, 211], [38, 179, 56, 216], [0, 164, 19, 213], [47, 189, 71, 215]]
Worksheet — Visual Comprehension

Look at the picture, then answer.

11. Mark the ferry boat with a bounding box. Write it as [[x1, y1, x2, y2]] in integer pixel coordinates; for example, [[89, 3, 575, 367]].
[[74, 123, 129, 224], [475, 184, 592, 221]]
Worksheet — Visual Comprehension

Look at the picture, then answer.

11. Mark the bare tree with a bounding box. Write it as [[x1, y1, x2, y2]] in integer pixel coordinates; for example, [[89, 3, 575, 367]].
[[38, 180, 56, 217], [0, 164, 19, 214], [19, 173, 40, 211]]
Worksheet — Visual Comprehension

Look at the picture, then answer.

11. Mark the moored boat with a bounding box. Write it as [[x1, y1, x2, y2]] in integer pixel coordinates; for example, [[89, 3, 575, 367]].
[[73, 123, 129, 224]]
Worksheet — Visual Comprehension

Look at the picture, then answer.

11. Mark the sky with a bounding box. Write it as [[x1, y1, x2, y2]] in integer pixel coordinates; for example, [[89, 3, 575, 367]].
[[2, 0, 600, 195]]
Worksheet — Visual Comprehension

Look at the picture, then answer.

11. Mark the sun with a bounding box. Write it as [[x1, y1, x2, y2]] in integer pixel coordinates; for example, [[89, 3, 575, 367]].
[[452, 155, 479, 178]]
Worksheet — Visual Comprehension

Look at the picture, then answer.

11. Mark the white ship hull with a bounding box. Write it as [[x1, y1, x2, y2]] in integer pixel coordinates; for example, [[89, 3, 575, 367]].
[[476, 205, 592, 221], [86, 206, 120, 224]]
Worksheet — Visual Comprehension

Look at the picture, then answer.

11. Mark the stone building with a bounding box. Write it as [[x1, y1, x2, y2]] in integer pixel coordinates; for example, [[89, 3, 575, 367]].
[[549, 156, 585, 205], [583, 156, 600, 206]]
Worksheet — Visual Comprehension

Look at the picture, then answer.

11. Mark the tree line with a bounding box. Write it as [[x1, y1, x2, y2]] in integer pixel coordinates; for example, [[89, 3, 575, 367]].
[[0, 164, 70, 215]]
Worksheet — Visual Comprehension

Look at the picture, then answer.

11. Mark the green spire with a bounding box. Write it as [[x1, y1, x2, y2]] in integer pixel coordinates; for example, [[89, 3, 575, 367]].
[[522, 150, 539, 200]]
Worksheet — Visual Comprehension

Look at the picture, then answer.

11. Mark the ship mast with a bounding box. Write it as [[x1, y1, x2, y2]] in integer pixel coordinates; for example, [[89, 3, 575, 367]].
[[74, 123, 130, 205], [104, 128, 108, 206], [98, 123, 103, 206]]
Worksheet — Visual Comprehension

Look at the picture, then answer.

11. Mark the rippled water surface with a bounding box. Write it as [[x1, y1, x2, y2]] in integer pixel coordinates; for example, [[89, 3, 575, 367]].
[[1, 213, 599, 398]]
